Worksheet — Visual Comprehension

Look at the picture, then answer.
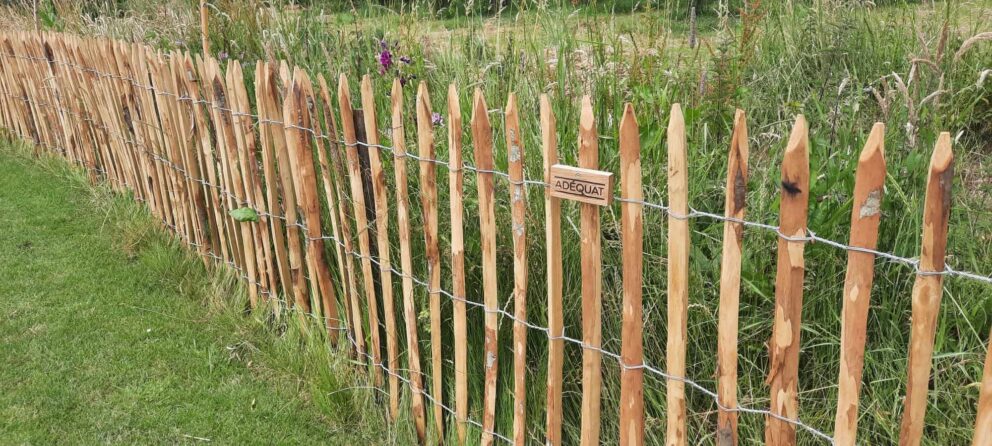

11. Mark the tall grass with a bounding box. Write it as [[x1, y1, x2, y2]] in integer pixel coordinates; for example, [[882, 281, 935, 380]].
[[3, 0, 991, 444]]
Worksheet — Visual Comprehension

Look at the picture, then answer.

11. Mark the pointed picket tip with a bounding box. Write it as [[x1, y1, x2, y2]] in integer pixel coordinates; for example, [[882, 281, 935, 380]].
[[391, 77, 402, 100], [669, 103, 684, 129], [506, 92, 518, 117], [448, 83, 459, 114], [858, 122, 886, 167], [472, 88, 490, 127], [579, 95, 595, 130], [785, 114, 809, 156], [930, 131, 954, 171], [619, 103, 638, 134], [337, 73, 351, 107], [361, 73, 372, 92], [416, 81, 431, 109]]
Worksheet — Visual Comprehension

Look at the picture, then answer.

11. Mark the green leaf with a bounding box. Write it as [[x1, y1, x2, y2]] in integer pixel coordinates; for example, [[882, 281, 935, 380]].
[[229, 207, 259, 223]]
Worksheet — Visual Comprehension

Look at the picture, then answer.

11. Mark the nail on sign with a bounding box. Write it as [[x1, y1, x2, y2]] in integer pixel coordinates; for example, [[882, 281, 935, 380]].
[[550, 164, 614, 206]]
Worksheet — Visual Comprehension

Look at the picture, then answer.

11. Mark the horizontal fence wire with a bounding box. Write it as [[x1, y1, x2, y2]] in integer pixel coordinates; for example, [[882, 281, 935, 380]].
[[5, 48, 992, 445]]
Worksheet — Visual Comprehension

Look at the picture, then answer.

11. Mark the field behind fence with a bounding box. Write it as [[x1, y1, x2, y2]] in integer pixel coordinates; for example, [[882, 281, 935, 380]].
[[1, 30, 991, 446]]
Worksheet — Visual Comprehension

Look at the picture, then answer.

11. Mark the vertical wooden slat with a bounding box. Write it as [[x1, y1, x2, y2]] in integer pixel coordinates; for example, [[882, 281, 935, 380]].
[[898, 132, 954, 446], [618, 102, 644, 446], [579, 95, 603, 446], [666, 103, 689, 446], [973, 329, 992, 446], [392, 78, 428, 445], [360, 75, 400, 419], [505, 92, 528, 446], [318, 74, 364, 356], [716, 109, 749, 446], [448, 83, 469, 446], [255, 61, 293, 301], [473, 88, 499, 446], [415, 81, 445, 443], [199, 1, 209, 55], [338, 74, 384, 387], [542, 93, 564, 446], [833, 123, 886, 446], [292, 70, 341, 340], [765, 115, 810, 446]]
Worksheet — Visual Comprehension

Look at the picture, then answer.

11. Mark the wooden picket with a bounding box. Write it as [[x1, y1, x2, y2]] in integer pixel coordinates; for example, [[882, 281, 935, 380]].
[[2, 30, 990, 446]]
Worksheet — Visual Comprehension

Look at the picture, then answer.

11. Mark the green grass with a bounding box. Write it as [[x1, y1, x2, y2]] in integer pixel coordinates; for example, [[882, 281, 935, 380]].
[[0, 139, 412, 445], [1, 0, 992, 444]]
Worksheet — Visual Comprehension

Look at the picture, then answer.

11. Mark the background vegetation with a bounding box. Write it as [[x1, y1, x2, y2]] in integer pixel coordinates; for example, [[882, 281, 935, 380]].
[[1, 0, 990, 444]]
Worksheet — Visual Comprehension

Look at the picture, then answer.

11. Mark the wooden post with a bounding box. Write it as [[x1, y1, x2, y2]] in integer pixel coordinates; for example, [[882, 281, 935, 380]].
[[360, 75, 400, 419], [667, 103, 689, 446], [316, 74, 358, 353], [415, 81, 445, 443], [765, 116, 810, 445], [391, 78, 428, 445], [716, 109, 749, 446], [473, 88, 499, 446], [833, 123, 886, 446], [542, 94, 564, 446], [199, 2, 209, 55], [973, 329, 992, 446], [294, 72, 341, 339], [448, 83, 469, 446], [578, 95, 603, 446], [898, 132, 954, 446], [505, 92, 528, 446], [618, 103, 644, 446], [338, 74, 384, 388]]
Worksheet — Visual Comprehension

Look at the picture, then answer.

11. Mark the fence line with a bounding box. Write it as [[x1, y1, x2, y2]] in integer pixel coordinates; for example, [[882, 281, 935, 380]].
[[3, 31, 991, 446]]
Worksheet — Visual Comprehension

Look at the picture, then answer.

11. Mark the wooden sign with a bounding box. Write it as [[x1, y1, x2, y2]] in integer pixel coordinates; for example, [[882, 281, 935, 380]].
[[550, 164, 614, 206]]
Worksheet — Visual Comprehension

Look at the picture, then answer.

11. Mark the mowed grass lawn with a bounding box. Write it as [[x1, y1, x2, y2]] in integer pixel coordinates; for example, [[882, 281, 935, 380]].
[[0, 141, 397, 444]]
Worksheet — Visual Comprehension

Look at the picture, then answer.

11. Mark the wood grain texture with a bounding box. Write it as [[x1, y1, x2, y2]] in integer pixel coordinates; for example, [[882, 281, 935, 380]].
[[338, 74, 384, 388], [578, 95, 603, 446], [618, 103, 644, 446], [317, 75, 364, 357], [833, 123, 886, 446], [505, 92, 528, 446], [284, 69, 340, 339], [472, 88, 499, 446], [716, 109, 749, 446], [315, 74, 354, 348], [447, 83, 469, 446], [898, 132, 954, 446], [541, 94, 565, 446], [666, 103, 689, 446], [360, 75, 400, 419], [765, 115, 810, 446], [415, 81, 445, 444], [391, 78, 428, 445], [973, 329, 992, 446]]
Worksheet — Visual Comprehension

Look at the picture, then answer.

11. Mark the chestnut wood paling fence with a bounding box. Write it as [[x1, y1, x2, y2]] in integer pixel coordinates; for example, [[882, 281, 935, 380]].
[[1, 31, 991, 446]]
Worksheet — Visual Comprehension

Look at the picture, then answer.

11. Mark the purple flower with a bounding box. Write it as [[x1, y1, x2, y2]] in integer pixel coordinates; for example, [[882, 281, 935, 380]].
[[218, 51, 228, 61], [378, 49, 393, 73], [431, 112, 443, 127], [399, 55, 412, 65]]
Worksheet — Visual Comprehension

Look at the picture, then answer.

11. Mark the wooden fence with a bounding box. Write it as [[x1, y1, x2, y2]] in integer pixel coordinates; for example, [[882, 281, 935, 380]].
[[1, 31, 990, 446]]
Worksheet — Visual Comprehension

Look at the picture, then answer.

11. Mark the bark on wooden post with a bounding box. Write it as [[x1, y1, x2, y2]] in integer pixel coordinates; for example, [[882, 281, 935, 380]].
[[542, 94, 565, 446], [618, 103, 644, 446], [833, 123, 886, 446], [765, 116, 810, 446], [898, 132, 954, 446], [716, 109, 748, 446]]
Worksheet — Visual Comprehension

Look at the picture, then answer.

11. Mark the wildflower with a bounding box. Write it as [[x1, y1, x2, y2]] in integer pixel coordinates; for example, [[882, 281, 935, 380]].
[[400, 55, 412, 65], [218, 51, 228, 61], [378, 48, 393, 73], [431, 112, 443, 127]]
